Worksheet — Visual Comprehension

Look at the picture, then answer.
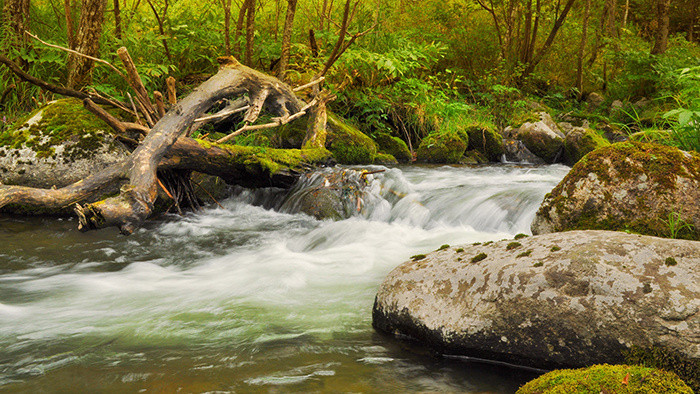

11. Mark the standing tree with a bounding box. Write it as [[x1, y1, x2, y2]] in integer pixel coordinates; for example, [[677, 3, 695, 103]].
[[277, 0, 298, 81], [66, 0, 107, 88], [2, 0, 31, 50], [220, 0, 233, 55], [576, 0, 592, 96], [245, 0, 256, 66], [651, 0, 671, 54]]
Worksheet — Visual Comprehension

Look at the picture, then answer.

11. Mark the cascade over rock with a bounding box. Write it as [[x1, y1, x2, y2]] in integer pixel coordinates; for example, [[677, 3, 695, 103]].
[[373, 230, 700, 371]]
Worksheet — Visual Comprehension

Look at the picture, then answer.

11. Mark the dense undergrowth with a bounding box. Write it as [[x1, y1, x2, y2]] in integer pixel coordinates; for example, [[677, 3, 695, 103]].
[[1, 0, 698, 155]]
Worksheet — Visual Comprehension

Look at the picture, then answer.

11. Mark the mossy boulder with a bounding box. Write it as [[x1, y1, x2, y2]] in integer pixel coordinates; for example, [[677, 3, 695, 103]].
[[416, 131, 467, 163], [375, 132, 412, 163], [373, 230, 700, 371], [0, 98, 129, 189], [373, 152, 398, 165], [514, 119, 565, 163], [466, 123, 504, 162], [563, 127, 610, 165], [325, 113, 378, 164], [517, 364, 692, 394], [532, 142, 700, 240], [462, 150, 489, 164]]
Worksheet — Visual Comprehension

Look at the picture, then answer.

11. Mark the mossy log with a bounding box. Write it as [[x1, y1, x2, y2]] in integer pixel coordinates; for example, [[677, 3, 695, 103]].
[[0, 57, 327, 234]]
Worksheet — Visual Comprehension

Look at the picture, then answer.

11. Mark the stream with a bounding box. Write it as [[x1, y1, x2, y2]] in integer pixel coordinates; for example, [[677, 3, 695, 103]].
[[0, 164, 569, 392]]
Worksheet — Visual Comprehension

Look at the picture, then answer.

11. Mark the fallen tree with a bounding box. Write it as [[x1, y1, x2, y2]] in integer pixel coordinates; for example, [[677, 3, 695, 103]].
[[0, 55, 333, 234]]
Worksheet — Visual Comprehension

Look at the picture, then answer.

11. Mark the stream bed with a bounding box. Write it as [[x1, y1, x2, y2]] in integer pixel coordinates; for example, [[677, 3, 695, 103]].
[[0, 164, 569, 392]]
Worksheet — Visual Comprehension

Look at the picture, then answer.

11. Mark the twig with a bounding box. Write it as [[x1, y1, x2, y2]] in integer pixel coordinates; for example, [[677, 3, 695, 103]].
[[215, 98, 318, 144], [191, 179, 225, 209], [25, 31, 127, 79], [293, 76, 325, 92], [194, 104, 250, 123], [127, 93, 141, 124]]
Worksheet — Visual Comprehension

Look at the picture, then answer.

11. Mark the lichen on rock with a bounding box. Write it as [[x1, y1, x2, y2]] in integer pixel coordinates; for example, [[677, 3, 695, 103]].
[[532, 141, 700, 240]]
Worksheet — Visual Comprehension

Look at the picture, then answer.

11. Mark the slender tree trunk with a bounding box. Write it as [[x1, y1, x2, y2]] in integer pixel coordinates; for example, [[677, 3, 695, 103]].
[[66, 0, 107, 89], [576, 0, 591, 97], [146, 0, 172, 62], [277, 0, 298, 81], [623, 0, 629, 27], [221, 0, 232, 56], [651, 0, 671, 54], [521, 0, 575, 79], [244, 0, 256, 66], [521, 0, 532, 64], [234, 0, 249, 56], [320, 0, 328, 31], [114, 0, 122, 39], [2, 0, 31, 49], [64, 0, 76, 49]]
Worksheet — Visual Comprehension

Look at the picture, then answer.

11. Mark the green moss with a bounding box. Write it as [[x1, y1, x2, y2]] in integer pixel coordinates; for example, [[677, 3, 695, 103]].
[[533, 262, 544, 267], [624, 347, 700, 392], [517, 364, 692, 394], [411, 254, 426, 261], [629, 129, 674, 145], [375, 133, 412, 163], [326, 112, 378, 164], [0, 98, 117, 160], [455, 248, 464, 253], [665, 257, 678, 266], [545, 142, 700, 241], [550, 246, 561, 252], [642, 282, 653, 294], [470, 252, 487, 263], [514, 233, 529, 240], [437, 244, 450, 251], [506, 242, 522, 250], [517, 249, 532, 258], [373, 152, 398, 165], [466, 122, 504, 161], [461, 150, 489, 164], [416, 131, 468, 163], [564, 128, 610, 165]]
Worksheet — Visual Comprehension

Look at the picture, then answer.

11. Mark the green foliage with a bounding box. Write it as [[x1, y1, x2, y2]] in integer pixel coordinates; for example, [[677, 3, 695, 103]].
[[624, 346, 700, 392]]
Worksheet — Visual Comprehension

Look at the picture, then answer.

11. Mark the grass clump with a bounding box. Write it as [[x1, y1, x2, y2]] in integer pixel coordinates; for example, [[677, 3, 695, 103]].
[[665, 257, 678, 266], [517, 249, 532, 258], [411, 254, 426, 261], [550, 246, 561, 252], [437, 244, 450, 251], [514, 233, 529, 240], [455, 248, 464, 253], [470, 253, 487, 263], [506, 242, 522, 250]]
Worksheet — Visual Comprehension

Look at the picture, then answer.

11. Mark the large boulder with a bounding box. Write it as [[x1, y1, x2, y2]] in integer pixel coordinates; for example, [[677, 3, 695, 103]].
[[373, 230, 700, 371], [563, 127, 610, 165], [375, 132, 412, 163], [532, 142, 700, 240], [0, 98, 129, 189], [513, 120, 564, 163], [325, 113, 378, 164]]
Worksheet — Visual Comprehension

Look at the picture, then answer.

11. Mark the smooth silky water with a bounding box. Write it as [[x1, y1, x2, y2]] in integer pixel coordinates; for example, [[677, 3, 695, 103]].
[[0, 164, 569, 392]]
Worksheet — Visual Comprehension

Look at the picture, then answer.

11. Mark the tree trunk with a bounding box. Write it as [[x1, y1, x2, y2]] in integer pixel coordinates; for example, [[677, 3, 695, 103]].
[[64, 0, 76, 49], [221, 0, 232, 56], [2, 0, 31, 49], [66, 0, 107, 89], [233, 0, 249, 56], [576, 0, 591, 97], [651, 0, 671, 54], [245, 0, 256, 66], [114, 0, 122, 40], [521, 0, 576, 79], [277, 0, 298, 81], [146, 0, 172, 62]]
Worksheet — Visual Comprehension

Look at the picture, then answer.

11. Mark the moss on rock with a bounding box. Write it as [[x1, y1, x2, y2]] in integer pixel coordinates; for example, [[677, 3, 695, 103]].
[[466, 122, 504, 162], [563, 127, 610, 165], [517, 364, 692, 394], [375, 132, 412, 162], [416, 131, 468, 163], [532, 142, 700, 240], [373, 152, 398, 165], [324, 113, 378, 164]]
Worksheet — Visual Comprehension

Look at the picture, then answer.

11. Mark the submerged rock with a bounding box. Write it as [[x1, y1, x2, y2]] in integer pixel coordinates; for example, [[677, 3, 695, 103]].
[[532, 142, 700, 240], [0, 99, 129, 188], [373, 230, 700, 371]]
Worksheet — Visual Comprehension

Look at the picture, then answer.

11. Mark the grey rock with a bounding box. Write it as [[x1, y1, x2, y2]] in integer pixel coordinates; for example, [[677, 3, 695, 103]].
[[373, 230, 700, 370], [586, 92, 605, 109], [502, 139, 545, 164]]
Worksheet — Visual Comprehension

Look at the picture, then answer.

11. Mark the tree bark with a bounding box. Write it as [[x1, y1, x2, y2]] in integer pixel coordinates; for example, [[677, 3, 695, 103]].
[[277, 0, 298, 81], [114, 0, 123, 39], [2, 0, 31, 50], [651, 0, 671, 55], [221, 0, 232, 56], [64, 0, 76, 49], [66, 0, 107, 89], [521, 0, 576, 79], [233, 0, 250, 56]]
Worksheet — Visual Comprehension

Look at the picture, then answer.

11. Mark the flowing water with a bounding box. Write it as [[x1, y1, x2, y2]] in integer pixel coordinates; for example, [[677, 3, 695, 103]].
[[0, 164, 569, 393]]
